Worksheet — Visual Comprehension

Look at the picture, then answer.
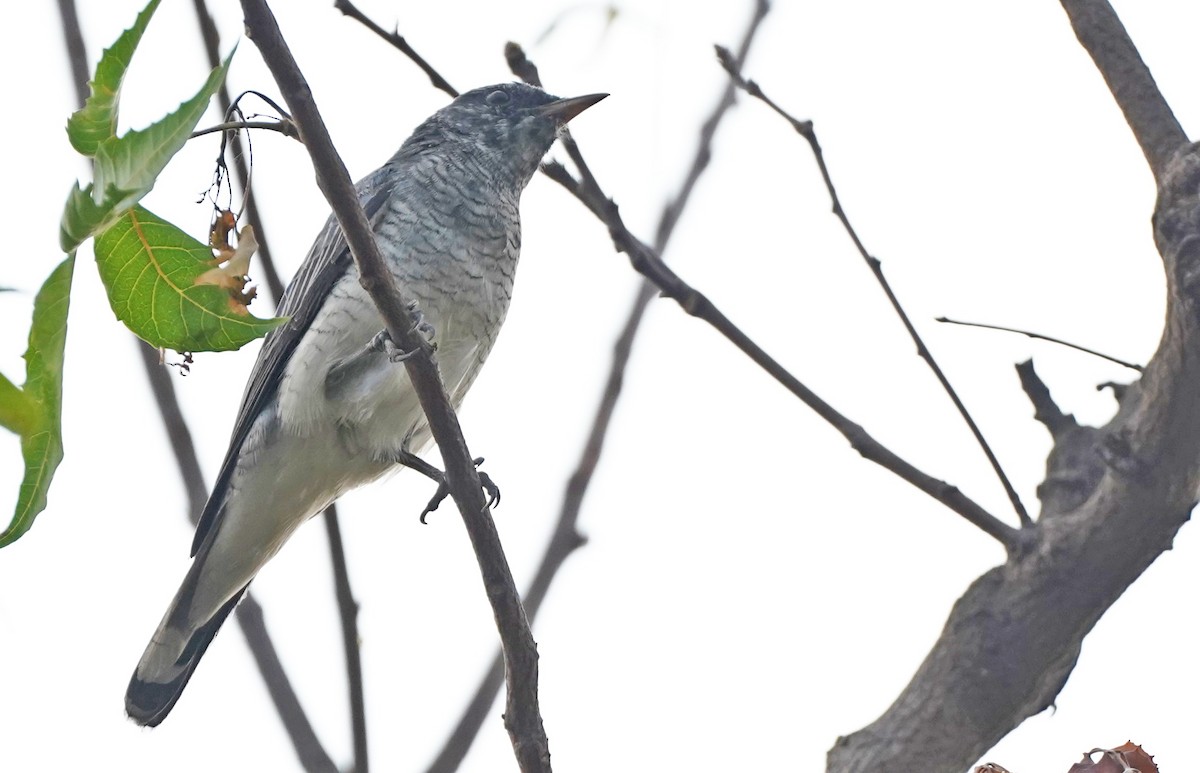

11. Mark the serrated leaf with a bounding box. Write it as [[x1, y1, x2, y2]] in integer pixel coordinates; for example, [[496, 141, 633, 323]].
[[93, 46, 236, 213], [94, 206, 284, 352], [66, 0, 162, 156], [0, 371, 36, 436], [0, 255, 76, 548], [60, 182, 116, 252]]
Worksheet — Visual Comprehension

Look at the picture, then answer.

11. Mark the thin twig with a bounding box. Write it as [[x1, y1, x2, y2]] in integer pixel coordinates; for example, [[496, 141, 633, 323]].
[[323, 509, 368, 773], [240, 3, 550, 771], [190, 0, 285, 303], [938, 316, 1143, 372], [427, 4, 771, 769], [510, 46, 1021, 552], [190, 118, 299, 140], [190, 4, 362, 771], [58, 2, 338, 770], [333, 0, 458, 97], [716, 48, 1033, 530]]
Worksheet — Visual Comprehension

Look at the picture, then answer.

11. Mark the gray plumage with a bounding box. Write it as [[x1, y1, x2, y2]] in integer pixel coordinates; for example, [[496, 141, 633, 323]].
[[126, 82, 605, 726]]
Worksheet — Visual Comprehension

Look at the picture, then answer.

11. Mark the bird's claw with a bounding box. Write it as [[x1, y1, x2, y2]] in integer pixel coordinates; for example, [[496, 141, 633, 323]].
[[369, 302, 437, 363], [370, 329, 417, 363], [419, 457, 501, 524], [407, 300, 436, 343]]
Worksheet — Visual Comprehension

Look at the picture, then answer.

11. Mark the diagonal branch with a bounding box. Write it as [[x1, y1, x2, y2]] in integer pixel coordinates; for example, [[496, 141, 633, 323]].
[[333, 0, 458, 97], [1059, 0, 1187, 182], [505, 41, 1021, 551], [189, 2, 368, 769], [716, 49, 1032, 529], [829, 5, 1200, 771], [425, 4, 770, 769], [56, 3, 337, 770], [240, 2, 550, 771]]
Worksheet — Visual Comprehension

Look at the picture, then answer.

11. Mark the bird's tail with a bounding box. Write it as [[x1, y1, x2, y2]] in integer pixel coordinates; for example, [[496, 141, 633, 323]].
[[125, 552, 248, 727]]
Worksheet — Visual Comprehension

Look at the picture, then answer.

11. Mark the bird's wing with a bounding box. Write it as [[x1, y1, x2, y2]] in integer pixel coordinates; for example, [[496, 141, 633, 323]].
[[191, 166, 398, 556]]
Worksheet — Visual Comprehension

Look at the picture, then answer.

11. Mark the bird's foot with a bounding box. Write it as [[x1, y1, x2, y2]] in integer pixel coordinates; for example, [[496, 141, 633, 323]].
[[368, 302, 437, 363], [406, 300, 436, 342], [418, 457, 501, 525], [368, 329, 416, 363]]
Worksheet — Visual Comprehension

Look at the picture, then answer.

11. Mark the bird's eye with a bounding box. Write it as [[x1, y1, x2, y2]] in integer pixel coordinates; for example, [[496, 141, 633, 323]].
[[486, 89, 510, 106]]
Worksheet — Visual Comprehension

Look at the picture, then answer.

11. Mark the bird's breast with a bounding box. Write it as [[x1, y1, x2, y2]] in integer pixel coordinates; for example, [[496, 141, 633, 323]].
[[275, 177, 522, 459]]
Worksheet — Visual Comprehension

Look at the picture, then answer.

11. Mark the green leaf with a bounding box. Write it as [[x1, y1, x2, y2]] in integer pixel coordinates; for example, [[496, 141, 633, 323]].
[[0, 255, 76, 548], [66, 0, 162, 156], [94, 206, 284, 352], [93, 46, 236, 214], [59, 182, 118, 253], [0, 371, 36, 436]]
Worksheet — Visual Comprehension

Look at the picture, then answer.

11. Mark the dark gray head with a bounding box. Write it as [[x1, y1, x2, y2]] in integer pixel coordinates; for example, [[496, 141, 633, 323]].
[[400, 82, 606, 190]]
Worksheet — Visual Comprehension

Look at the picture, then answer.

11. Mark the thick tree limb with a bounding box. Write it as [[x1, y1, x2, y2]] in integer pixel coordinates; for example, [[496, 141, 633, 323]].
[[828, 8, 1199, 769], [1059, 0, 1187, 182], [239, 2, 550, 770]]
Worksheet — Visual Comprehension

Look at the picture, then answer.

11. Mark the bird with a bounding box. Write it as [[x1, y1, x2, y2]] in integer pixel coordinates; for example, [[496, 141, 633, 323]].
[[126, 82, 606, 726]]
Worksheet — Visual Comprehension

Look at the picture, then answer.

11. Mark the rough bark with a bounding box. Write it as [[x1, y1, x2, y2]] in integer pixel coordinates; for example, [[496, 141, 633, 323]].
[[827, 141, 1200, 773]]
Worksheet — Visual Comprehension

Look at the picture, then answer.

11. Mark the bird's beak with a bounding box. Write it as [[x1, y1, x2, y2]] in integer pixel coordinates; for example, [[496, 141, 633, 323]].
[[536, 93, 608, 124]]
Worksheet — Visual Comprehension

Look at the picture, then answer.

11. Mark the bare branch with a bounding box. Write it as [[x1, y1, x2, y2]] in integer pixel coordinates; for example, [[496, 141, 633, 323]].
[[426, 4, 771, 769], [56, 0, 89, 108], [504, 43, 1020, 550], [1059, 0, 1188, 182], [717, 48, 1032, 529], [829, 12, 1200, 772], [240, 3, 550, 770], [190, 118, 299, 140], [57, 3, 337, 770], [323, 508, 368, 773], [939, 317, 1143, 372], [190, 3, 367, 769], [194, 3, 366, 767], [234, 599, 340, 773], [333, 0, 458, 98], [1014, 359, 1077, 439], [191, 0, 286, 303]]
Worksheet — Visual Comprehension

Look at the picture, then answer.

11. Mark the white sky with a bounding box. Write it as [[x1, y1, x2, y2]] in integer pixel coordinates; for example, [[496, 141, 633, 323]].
[[2, 1, 1198, 771]]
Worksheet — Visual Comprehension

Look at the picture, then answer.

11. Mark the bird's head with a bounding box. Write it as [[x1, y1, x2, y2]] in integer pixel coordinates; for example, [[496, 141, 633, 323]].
[[410, 82, 607, 189]]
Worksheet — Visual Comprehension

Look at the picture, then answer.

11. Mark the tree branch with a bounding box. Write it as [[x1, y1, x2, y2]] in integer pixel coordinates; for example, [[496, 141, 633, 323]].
[[240, 2, 550, 770], [333, 0, 458, 98], [716, 48, 1032, 529], [57, 3, 337, 770], [1015, 359, 1076, 439], [1058, 0, 1188, 182], [323, 508, 367, 773], [828, 9, 1200, 771], [191, 0, 287, 303], [190, 118, 299, 140], [940, 316, 1143, 372], [504, 41, 1020, 551], [189, 2, 368, 769], [425, 4, 770, 769]]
